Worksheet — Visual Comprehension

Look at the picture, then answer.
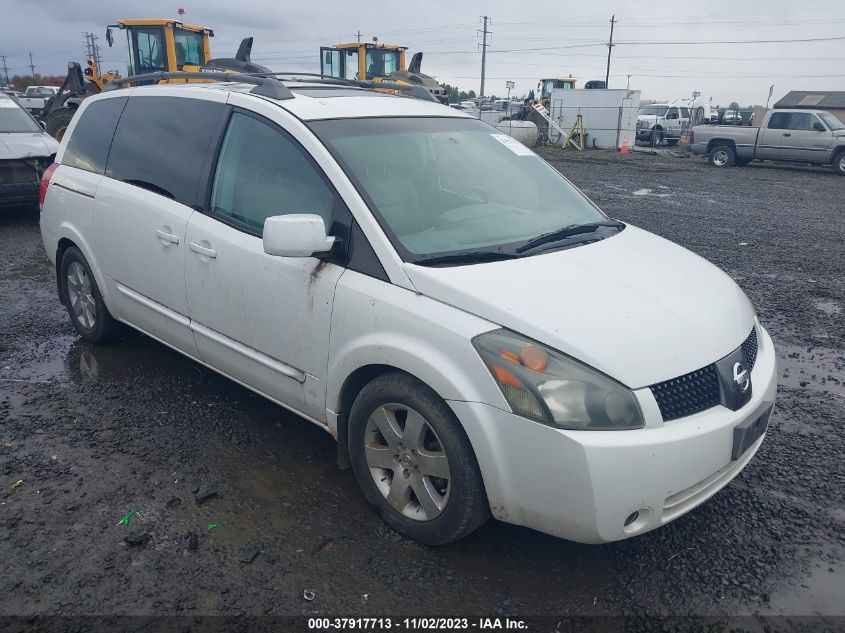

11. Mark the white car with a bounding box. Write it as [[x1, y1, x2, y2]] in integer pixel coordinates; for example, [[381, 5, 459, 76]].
[[39, 77, 777, 545], [1, 92, 59, 205]]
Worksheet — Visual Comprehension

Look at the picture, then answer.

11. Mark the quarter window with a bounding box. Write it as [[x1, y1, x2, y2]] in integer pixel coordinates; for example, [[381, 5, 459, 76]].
[[62, 97, 127, 174], [209, 112, 337, 235], [106, 96, 224, 206]]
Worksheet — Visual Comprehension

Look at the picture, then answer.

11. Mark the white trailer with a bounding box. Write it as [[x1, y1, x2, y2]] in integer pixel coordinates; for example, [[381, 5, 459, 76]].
[[549, 89, 641, 150]]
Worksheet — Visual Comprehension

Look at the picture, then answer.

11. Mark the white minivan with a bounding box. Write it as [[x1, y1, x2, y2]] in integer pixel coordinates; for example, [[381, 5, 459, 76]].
[[39, 77, 777, 545]]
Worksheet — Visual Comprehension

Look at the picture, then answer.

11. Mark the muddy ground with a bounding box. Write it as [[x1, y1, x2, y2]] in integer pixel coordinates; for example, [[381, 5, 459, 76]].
[[1, 150, 843, 624]]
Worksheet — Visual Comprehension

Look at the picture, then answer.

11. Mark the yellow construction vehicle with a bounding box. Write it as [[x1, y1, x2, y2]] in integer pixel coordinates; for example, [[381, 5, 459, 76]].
[[43, 19, 267, 139], [319, 40, 448, 104], [538, 77, 577, 102]]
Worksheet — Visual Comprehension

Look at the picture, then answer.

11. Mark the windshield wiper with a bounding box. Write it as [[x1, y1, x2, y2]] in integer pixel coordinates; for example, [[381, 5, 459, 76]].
[[515, 221, 624, 255], [413, 250, 519, 267]]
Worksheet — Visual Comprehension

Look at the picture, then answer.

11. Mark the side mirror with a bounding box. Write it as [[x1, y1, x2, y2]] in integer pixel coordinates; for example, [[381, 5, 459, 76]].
[[813, 122, 825, 132], [106, 27, 114, 47], [263, 214, 336, 258]]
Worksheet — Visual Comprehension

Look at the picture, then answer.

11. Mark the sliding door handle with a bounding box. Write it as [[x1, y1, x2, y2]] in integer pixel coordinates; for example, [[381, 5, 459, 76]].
[[189, 241, 217, 259]]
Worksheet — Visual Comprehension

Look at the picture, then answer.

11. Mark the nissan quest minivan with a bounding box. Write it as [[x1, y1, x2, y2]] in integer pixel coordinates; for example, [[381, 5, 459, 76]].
[[39, 78, 777, 545]]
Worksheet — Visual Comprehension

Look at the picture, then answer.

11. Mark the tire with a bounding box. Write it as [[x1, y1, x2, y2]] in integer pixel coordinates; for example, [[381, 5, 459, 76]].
[[59, 246, 124, 343], [348, 372, 489, 545], [649, 129, 663, 146], [833, 150, 845, 176], [45, 108, 76, 141], [666, 138, 679, 147], [708, 144, 736, 167]]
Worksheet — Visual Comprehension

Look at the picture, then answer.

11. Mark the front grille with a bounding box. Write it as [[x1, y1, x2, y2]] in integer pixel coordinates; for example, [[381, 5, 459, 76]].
[[0, 159, 40, 185], [741, 327, 758, 369], [650, 365, 721, 422], [650, 327, 758, 422]]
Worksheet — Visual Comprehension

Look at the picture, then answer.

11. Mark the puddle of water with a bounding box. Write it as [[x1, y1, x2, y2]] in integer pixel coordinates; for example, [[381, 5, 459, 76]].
[[775, 341, 845, 397], [766, 554, 845, 616], [632, 188, 670, 198]]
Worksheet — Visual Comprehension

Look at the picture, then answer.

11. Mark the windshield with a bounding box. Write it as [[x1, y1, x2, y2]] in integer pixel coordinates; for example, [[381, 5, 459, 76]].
[[638, 106, 668, 117], [310, 117, 611, 260], [818, 112, 845, 131], [0, 100, 41, 133]]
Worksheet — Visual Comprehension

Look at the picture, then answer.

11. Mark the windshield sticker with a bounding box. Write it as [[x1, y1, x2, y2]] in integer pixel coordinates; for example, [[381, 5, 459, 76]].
[[490, 133, 535, 156]]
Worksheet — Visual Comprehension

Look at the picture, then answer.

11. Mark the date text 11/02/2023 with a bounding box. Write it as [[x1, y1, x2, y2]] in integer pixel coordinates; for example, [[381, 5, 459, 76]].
[[307, 618, 528, 630]]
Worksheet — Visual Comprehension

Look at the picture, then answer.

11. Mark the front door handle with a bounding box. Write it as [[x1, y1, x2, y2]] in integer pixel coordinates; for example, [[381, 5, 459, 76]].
[[782, 133, 791, 137], [189, 241, 217, 259], [155, 227, 180, 245]]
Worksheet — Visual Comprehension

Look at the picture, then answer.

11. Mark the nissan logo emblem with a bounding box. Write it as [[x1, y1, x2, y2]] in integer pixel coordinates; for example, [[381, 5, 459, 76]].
[[733, 362, 750, 393]]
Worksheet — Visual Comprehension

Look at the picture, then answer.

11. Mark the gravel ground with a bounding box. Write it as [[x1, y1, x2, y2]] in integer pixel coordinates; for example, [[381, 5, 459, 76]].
[[1, 151, 843, 625]]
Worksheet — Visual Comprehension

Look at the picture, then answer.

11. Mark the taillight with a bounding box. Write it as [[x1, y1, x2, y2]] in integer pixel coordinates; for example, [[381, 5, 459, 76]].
[[688, 130, 695, 144], [39, 162, 58, 209]]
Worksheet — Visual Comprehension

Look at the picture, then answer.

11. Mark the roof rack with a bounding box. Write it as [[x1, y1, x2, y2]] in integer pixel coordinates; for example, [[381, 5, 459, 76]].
[[103, 70, 440, 103], [257, 73, 439, 103], [104, 71, 294, 100]]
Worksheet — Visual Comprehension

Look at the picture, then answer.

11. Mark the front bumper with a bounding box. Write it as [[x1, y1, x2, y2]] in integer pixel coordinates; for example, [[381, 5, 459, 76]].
[[450, 325, 777, 543], [0, 159, 44, 205]]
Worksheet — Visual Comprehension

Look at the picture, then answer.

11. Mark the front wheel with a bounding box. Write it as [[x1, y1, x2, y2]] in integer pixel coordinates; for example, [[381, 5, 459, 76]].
[[708, 144, 736, 167], [45, 108, 75, 141], [649, 129, 663, 146], [348, 372, 489, 545]]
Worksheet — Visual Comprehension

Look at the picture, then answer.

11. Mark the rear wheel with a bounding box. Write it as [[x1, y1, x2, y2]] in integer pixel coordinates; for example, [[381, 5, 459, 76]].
[[348, 372, 489, 545], [708, 144, 736, 167], [45, 108, 75, 141], [833, 150, 845, 176], [59, 246, 124, 343]]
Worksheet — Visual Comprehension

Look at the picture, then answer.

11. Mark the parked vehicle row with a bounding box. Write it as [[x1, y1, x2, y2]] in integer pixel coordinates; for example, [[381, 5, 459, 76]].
[[40, 77, 776, 545], [690, 108, 845, 174], [16, 85, 60, 117]]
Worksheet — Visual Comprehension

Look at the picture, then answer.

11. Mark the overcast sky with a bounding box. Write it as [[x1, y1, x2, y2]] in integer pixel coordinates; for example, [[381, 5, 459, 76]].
[[2, 0, 844, 106]]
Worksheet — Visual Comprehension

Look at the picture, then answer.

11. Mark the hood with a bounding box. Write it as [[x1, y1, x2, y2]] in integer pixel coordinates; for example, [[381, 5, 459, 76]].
[[403, 225, 755, 389], [0, 132, 59, 160]]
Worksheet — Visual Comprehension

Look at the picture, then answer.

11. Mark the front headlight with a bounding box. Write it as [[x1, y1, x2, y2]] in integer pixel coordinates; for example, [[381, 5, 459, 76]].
[[639, 119, 652, 129], [473, 329, 644, 430]]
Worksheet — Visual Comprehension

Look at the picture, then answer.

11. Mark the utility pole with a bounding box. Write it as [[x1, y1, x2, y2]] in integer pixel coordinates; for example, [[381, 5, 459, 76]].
[[478, 16, 491, 100], [604, 14, 616, 89], [0, 55, 9, 87], [28, 52, 36, 77]]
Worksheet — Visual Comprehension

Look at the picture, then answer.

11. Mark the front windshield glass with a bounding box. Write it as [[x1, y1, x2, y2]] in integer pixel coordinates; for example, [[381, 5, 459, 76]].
[[638, 106, 668, 117], [310, 117, 610, 260], [818, 111, 845, 131], [366, 49, 399, 77], [0, 100, 41, 133]]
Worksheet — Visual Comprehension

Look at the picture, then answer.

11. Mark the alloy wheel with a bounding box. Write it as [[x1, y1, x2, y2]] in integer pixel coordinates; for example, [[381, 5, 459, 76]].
[[67, 261, 97, 329], [714, 150, 729, 166], [364, 403, 451, 521]]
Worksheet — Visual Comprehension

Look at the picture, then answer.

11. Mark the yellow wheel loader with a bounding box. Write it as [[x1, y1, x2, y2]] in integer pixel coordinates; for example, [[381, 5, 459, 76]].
[[319, 41, 448, 104], [43, 19, 268, 140]]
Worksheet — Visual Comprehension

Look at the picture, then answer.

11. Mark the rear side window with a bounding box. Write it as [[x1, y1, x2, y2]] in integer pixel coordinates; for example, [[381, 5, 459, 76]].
[[62, 97, 127, 174], [106, 96, 224, 207], [767, 112, 791, 130]]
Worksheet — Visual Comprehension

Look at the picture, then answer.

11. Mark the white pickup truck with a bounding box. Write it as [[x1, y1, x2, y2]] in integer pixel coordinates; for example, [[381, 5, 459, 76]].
[[690, 108, 845, 175], [17, 86, 60, 117]]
